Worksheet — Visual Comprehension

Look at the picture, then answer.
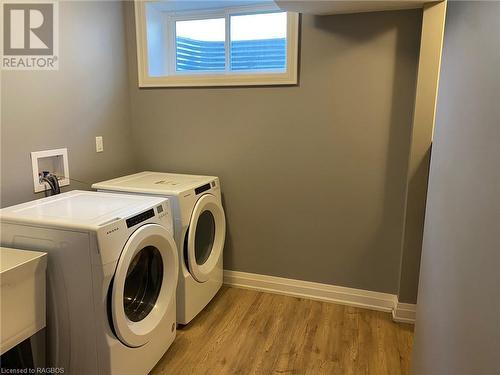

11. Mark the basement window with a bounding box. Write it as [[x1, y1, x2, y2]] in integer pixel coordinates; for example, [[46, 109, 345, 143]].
[[134, 1, 299, 87]]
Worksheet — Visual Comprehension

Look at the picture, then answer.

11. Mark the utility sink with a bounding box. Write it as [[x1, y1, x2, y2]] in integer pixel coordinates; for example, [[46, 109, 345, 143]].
[[0, 247, 47, 355]]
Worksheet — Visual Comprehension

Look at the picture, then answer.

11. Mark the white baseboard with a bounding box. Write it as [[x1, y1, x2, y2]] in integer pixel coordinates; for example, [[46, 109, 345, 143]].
[[392, 301, 417, 324], [223, 270, 396, 313], [223, 270, 416, 324]]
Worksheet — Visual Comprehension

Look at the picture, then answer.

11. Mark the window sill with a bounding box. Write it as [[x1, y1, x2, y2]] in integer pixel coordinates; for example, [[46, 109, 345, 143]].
[[137, 71, 298, 88]]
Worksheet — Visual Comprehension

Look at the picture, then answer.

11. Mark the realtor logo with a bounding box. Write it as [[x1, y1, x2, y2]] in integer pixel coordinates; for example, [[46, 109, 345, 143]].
[[1, 1, 59, 70]]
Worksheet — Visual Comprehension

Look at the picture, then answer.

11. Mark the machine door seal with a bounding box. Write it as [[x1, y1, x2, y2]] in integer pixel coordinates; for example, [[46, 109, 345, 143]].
[[186, 194, 226, 283], [111, 223, 178, 347]]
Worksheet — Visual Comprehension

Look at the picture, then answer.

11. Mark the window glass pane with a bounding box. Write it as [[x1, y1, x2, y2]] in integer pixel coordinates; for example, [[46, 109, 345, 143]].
[[230, 12, 287, 72], [176, 18, 225, 72], [145, 3, 167, 77]]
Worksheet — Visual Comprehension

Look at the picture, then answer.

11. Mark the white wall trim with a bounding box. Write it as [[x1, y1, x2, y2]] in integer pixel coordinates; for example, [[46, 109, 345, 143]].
[[224, 270, 416, 323], [392, 300, 417, 324], [224, 270, 397, 313]]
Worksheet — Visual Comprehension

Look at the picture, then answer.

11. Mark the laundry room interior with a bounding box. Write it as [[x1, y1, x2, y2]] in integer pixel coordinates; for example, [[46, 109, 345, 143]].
[[1, 1, 498, 375]]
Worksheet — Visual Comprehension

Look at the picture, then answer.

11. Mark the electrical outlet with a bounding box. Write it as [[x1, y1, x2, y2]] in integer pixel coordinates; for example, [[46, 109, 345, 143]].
[[96, 136, 103, 152]]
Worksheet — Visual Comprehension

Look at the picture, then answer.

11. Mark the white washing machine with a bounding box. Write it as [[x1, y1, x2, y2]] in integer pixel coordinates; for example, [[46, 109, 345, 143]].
[[0, 191, 178, 374], [93, 172, 225, 325]]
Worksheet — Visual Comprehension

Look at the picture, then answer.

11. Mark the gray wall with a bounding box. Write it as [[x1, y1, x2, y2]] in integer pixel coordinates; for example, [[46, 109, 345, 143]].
[[412, 2, 500, 374], [1, 3, 425, 299], [126, 8, 422, 294], [1, 1, 136, 208]]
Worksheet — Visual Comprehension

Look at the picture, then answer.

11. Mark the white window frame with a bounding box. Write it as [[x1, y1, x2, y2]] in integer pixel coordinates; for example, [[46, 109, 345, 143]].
[[134, 1, 299, 87]]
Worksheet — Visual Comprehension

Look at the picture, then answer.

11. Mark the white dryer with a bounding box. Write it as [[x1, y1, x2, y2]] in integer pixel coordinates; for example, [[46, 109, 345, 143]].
[[0, 191, 178, 374], [93, 172, 225, 325]]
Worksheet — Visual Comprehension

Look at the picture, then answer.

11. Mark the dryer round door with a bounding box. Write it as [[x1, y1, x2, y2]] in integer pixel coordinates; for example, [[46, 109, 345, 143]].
[[186, 194, 226, 283], [111, 224, 178, 348]]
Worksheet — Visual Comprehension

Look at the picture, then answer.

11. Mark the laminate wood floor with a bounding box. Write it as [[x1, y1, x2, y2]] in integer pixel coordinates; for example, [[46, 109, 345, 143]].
[[151, 286, 413, 375]]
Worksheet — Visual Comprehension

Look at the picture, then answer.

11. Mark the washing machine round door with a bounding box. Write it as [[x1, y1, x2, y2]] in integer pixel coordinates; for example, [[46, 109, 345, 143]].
[[111, 223, 178, 348], [186, 194, 226, 283]]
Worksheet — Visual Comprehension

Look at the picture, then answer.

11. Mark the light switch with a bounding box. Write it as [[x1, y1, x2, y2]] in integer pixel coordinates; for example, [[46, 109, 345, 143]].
[[96, 136, 103, 153]]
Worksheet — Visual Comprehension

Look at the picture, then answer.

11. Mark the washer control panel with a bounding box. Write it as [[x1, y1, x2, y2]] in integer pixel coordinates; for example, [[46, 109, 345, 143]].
[[126, 208, 155, 228]]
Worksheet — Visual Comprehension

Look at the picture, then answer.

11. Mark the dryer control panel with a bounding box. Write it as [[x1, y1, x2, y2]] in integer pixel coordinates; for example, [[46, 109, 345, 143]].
[[194, 180, 216, 195]]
